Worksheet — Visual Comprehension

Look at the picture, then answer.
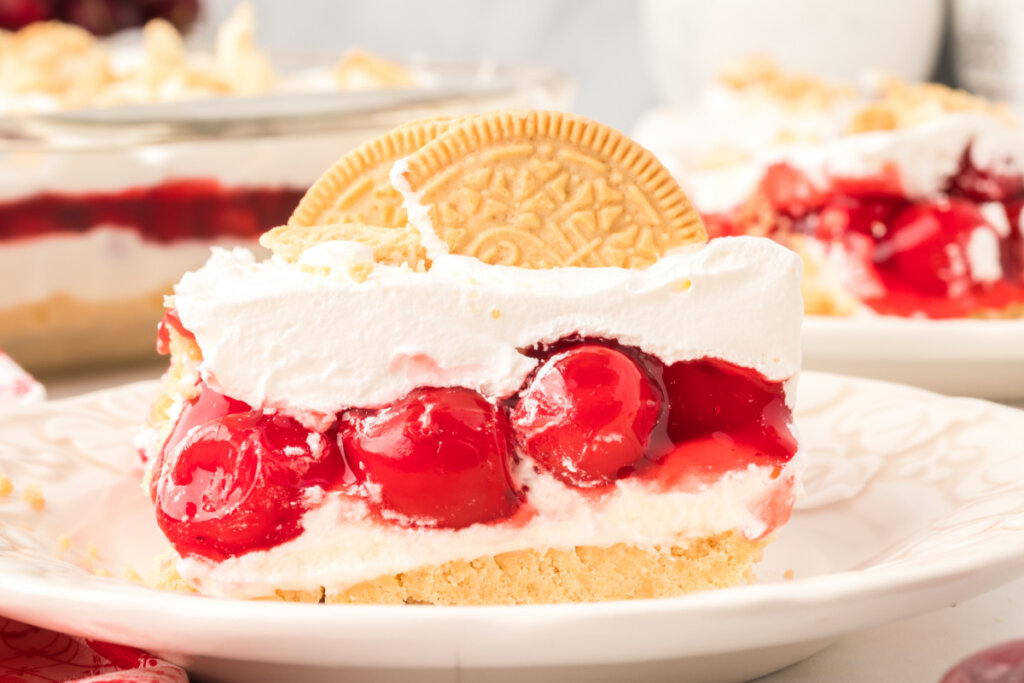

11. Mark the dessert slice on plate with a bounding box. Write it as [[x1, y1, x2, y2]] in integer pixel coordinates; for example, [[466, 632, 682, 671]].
[[635, 57, 1024, 319], [140, 109, 804, 605]]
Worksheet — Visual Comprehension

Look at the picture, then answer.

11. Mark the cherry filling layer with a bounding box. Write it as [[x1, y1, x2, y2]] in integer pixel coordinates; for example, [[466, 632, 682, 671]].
[[703, 152, 1024, 318], [152, 327, 797, 562], [0, 179, 304, 243]]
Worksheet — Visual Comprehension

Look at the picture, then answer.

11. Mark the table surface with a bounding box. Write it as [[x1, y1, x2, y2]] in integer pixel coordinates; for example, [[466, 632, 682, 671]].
[[39, 368, 1024, 683]]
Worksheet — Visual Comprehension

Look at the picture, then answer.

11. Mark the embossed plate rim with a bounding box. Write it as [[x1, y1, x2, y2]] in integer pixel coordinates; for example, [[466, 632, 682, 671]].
[[0, 372, 1023, 674]]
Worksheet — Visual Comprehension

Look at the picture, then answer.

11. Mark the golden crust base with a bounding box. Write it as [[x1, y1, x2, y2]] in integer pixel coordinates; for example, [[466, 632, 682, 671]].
[[0, 289, 169, 373], [149, 532, 766, 605], [326, 532, 765, 605]]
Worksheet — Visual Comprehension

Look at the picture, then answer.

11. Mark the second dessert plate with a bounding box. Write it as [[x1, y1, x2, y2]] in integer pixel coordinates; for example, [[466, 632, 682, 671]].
[[1, 372, 1023, 683], [803, 315, 1024, 400]]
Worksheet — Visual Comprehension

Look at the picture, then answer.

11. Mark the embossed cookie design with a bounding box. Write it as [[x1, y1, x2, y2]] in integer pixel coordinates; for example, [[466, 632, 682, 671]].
[[289, 116, 457, 229], [396, 109, 706, 268]]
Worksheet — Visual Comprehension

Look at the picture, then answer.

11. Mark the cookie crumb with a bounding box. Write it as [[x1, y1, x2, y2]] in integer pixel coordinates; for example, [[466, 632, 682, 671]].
[[490, 307, 502, 319], [87, 542, 100, 559], [124, 566, 144, 584], [0, 472, 11, 499], [148, 551, 197, 593], [57, 535, 72, 553], [23, 484, 44, 511], [784, 569, 795, 580], [93, 567, 112, 578]]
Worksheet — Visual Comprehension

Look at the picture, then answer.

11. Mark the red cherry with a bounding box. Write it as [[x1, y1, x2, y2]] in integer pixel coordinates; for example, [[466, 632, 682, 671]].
[[60, 0, 145, 36], [649, 434, 787, 492], [339, 387, 521, 528], [140, 0, 199, 32], [1003, 200, 1024, 285], [663, 359, 796, 459], [815, 196, 903, 242], [701, 212, 742, 239], [148, 383, 249, 497], [875, 199, 991, 297], [760, 163, 826, 218], [0, 0, 53, 30], [940, 639, 1024, 683], [948, 149, 1024, 202], [511, 344, 663, 488], [828, 163, 905, 199], [155, 412, 346, 561]]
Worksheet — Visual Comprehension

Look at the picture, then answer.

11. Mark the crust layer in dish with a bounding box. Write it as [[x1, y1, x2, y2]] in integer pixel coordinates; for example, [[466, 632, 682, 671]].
[[0, 289, 170, 373]]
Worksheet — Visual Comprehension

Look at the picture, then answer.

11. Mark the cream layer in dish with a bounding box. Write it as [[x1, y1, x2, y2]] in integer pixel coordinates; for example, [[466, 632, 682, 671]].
[[0, 227, 253, 310]]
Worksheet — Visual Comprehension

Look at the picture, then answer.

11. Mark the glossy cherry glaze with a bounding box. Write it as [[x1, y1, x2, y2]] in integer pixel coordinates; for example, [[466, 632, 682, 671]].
[[155, 408, 348, 561], [511, 344, 663, 488], [147, 382, 249, 492], [153, 339, 796, 559], [0, 179, 303, 242], [339, 387, 522, 528], [662, 358, 796, 458], [703, 154, 1024, 318]]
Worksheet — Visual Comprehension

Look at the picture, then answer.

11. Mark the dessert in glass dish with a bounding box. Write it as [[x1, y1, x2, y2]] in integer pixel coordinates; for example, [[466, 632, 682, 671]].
[[635, 57, 1024, 320], [138, 109, 804, 605], [0, 6, 568, 372]]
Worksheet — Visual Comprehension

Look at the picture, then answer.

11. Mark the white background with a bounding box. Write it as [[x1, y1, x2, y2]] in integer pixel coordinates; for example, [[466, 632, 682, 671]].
[[199, 0, 656, 131]]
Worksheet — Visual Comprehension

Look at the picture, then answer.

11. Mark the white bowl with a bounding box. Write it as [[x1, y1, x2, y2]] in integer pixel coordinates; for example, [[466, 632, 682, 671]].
[[640, 0, 946, 105], [802, 315, 1024, 400]]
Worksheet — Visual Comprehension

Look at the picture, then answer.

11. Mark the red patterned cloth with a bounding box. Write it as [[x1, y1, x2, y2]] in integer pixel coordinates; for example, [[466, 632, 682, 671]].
[[0, 618, 187, 683]]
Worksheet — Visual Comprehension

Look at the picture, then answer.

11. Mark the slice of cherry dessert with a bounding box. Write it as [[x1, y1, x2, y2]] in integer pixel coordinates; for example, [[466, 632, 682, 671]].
[[140, 109, 804, 604]]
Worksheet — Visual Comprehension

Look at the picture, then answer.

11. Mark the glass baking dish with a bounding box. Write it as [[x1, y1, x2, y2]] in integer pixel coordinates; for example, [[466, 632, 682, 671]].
[[0, 61, 572, 374]]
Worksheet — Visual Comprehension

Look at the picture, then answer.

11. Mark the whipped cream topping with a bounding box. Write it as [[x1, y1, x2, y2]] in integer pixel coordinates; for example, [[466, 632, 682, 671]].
[[174, 236, 803, 419], [0, 227, 255, 309], [179, 454, 800, 598], [636, 106, 1024, 213]]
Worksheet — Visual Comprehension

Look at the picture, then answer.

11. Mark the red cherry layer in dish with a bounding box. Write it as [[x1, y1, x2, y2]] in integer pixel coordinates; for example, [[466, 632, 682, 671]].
[[704, 157, 1024, 318], [0, 180, 304, 243]]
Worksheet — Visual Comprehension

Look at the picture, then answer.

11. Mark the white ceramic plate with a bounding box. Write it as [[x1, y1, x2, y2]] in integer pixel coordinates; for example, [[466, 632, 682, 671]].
[[802, 315, 1024, 400], [1, 372, 1024, 683]]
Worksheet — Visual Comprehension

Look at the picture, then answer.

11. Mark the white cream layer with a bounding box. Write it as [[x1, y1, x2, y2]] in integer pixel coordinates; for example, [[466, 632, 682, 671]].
[[174, 236, 803, 418], [178, 455, 799, 598], [0, 226, 254, 309], [636, 109, 1024, 214]]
